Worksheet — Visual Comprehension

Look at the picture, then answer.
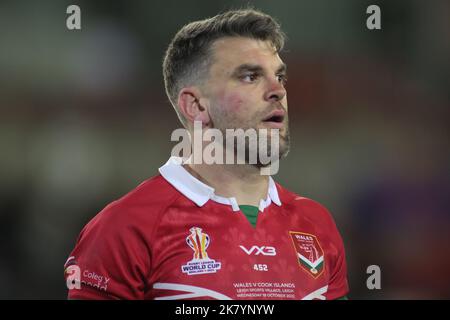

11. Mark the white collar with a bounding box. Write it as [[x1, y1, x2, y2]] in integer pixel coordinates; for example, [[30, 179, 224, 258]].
[[158, 157, 282, 212]]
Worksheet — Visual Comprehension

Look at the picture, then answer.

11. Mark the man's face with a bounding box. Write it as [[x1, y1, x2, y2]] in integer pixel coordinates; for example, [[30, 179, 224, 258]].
[[202, 37, 290, 159]]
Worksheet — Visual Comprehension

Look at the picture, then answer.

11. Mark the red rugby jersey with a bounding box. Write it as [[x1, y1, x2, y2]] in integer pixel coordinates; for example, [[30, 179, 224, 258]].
[[64, 157, 349, 300]]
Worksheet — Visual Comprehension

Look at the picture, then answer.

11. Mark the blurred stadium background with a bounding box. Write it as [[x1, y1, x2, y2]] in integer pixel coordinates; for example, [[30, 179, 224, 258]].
[[0, 0, 448, 299]]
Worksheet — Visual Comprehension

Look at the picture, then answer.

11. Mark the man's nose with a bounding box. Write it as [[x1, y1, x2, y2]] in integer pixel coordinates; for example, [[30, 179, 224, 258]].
[[264, 79, 287, 102]]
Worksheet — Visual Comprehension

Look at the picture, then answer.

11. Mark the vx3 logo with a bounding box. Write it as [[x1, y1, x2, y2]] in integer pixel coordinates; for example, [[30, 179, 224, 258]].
[[239, 245, 277, 256]]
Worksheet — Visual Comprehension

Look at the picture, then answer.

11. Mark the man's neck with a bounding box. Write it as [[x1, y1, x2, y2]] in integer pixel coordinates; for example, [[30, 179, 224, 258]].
[[185, 163, 269, 208]]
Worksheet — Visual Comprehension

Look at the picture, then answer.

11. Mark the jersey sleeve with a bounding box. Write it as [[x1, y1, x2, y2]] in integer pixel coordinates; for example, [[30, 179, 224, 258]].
[[64, 202, 152, 300], [324, 217, 349, 300], [297, 197, 350, 300]]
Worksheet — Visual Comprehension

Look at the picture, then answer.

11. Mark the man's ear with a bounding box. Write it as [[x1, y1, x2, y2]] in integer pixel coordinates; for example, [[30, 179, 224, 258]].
[[178, 87, 211, 127]]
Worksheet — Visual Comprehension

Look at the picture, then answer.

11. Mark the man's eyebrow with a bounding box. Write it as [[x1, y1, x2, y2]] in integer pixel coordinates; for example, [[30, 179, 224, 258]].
[[231, 63, 287, 77], [231, 64, 264, 76], [276, 63, 287, 74]]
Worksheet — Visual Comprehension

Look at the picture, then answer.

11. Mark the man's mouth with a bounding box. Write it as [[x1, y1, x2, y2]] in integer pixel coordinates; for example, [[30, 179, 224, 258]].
[[262, 109, 286, 128]]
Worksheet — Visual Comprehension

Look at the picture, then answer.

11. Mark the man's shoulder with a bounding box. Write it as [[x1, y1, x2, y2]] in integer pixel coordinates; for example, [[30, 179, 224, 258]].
[[85, 174, 181, 231], [112, 174, 180, 209], [275, 182, 337, 226]]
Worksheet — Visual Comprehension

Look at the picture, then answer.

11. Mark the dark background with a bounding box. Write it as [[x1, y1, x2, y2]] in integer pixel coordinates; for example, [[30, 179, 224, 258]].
[[0, 0, 449, 299]]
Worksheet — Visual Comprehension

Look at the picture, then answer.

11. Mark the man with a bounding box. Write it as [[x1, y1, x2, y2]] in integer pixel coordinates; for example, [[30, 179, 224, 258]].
[[64, 9, 349, 300]]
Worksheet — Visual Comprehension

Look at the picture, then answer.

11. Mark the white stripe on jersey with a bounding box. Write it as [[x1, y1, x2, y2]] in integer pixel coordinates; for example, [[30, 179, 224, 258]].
[[301, 285, 328, 300], [153, 282, 232, 300]]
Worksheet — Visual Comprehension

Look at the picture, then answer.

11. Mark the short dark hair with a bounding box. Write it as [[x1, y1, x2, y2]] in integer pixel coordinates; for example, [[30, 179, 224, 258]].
[[162, 8, 286, 126]]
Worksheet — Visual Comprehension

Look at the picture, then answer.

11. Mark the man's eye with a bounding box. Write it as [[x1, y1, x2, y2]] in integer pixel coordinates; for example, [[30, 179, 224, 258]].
[[241, 74, 258, 82], [277, 74, 288, 84]]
